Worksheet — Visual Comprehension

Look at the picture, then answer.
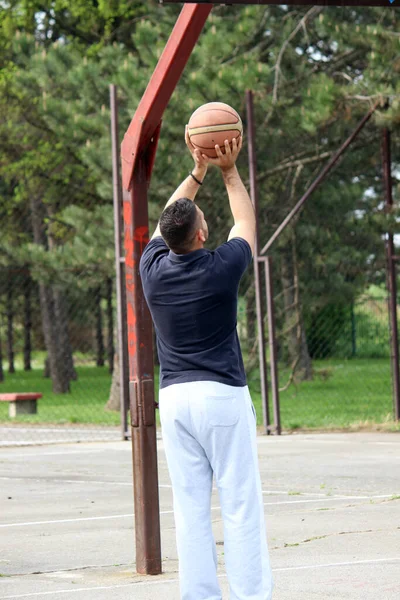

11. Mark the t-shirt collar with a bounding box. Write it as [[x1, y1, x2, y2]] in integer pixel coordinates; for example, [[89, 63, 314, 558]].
[[168, 248, 208, 263]]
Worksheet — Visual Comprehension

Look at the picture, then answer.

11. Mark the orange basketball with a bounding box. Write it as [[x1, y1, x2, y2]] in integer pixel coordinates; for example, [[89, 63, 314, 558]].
[[188, 102, 243, 159]]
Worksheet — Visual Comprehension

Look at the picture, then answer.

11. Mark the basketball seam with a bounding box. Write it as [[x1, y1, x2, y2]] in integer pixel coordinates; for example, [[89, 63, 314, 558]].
[[190, 108, 240, 119], [189, 124, 243, 137]]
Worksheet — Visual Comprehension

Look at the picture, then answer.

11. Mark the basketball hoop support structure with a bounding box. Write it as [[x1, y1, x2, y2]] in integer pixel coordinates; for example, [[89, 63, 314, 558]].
[[120, 3, 212, 575]]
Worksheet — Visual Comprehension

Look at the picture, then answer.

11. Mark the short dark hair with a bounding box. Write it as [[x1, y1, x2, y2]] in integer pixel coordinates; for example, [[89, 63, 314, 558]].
[[160, 198, 199, 254]]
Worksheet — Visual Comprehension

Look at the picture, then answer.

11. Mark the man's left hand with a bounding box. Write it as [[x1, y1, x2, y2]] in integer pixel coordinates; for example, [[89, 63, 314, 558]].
[[186, 126, 208, 179]]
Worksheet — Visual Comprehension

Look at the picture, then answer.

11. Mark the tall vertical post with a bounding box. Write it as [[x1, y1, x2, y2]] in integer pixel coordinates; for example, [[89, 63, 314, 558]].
[[382, 128, 400, 421], [246, 90, 270, 434], [119, 3, 211, 574], [123, 152, 162, 574], [110, 84, 130, 440], [264, 257, 281, 435]]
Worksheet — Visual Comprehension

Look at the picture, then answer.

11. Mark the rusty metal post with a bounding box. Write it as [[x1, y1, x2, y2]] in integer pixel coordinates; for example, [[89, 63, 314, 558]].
[[260, 102, 380, 255], [382, 128, 400, 421], [264, 257, 281, 435], [120, 4, 212, 574], [110, 84, 130, 440], [123, 151, 162, 574], [246, 90, 270, 434]]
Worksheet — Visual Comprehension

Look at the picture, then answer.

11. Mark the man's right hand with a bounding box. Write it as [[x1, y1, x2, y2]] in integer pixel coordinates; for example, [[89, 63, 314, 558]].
[[202, 136, 243, 171]]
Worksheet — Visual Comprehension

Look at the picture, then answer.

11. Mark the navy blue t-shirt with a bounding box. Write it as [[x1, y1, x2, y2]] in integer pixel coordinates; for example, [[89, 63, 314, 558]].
[[139, 236, 252, 389]]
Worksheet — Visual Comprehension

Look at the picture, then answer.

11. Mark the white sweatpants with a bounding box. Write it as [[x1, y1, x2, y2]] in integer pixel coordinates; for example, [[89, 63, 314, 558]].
[[159, 380, 273, 600]]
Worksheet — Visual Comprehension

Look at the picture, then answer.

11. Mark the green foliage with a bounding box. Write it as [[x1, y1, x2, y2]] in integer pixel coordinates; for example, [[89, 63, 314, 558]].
[[0, 358, 393, 430], [0, 2, 399, 409]]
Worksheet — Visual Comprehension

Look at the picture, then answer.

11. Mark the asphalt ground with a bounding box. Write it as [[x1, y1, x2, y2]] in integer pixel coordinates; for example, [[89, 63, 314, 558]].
[[0, 432, 399, 600]]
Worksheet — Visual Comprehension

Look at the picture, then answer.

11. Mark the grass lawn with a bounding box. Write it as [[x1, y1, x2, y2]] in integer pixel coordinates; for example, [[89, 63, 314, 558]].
[[0, 358, 398, 431], [249, 358, 397, 430], [0, 366, 120, 426]]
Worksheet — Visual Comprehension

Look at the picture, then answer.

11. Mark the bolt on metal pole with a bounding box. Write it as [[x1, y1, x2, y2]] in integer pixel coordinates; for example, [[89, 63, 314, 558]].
[[382, 128, 400, 421], [264, 257, 281, 434], [246, 90, 271, 434], [110, 84, 130, 440]]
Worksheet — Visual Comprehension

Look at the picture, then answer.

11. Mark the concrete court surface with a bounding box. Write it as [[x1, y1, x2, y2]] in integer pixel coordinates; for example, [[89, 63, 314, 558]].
[[0, 432, 399, 600], [0, 426, 121, 447]]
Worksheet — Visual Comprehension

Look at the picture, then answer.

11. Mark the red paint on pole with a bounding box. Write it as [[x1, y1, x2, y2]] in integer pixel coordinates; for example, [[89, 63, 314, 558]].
[[121, 2, 211, 576], [134, 226, 149, 252]]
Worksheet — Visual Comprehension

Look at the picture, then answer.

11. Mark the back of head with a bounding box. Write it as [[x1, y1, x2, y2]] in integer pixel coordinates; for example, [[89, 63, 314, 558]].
[[160, 198, 199, 254]]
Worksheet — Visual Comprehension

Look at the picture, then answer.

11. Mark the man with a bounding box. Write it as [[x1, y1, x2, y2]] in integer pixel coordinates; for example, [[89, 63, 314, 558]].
[[139, 127, 273, 600]]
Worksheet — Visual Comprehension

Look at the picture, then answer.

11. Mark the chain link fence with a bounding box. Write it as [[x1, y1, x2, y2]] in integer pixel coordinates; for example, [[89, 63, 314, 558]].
[[1, 92, 398, 446]]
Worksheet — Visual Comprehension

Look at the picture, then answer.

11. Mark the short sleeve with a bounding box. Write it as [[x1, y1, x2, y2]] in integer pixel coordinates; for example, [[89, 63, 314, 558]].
[[139, 237, 169, 277], [214, 237, 252, 280]]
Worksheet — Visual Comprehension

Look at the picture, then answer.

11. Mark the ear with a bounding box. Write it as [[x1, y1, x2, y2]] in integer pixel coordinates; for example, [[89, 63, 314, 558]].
[[198, 228, 206, 243]]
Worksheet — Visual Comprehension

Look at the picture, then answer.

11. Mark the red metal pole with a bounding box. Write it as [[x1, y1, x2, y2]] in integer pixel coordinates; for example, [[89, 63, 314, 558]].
[[162, 0, 392, 6], [121, 3, 213, 191], [260, 102, 380, 256], [123, 151, 162, 575], [121, 4, 212, 574], [382, 129, 400, 422], [246, 90, 271, 434]]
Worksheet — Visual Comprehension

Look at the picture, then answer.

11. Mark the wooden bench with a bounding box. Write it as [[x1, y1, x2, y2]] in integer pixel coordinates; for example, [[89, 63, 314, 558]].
[[0, 393, 42, 418]]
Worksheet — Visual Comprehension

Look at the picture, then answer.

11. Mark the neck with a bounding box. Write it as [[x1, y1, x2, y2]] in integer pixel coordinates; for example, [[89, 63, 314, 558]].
[[191, 240, 204, 251]]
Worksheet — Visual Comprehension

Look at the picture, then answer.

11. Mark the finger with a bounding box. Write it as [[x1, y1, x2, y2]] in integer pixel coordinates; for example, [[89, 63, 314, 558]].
[[215, 144, 224, 159], [237, 135, 243, 152], [224, 139, 231, 156], [231, 137, 237, 153], [194, 149, 204, 162]]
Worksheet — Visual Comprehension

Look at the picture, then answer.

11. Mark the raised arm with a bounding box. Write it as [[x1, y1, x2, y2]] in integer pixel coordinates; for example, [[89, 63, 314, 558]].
[[151, 128, 208, 240], [206, 137, 255, 255]]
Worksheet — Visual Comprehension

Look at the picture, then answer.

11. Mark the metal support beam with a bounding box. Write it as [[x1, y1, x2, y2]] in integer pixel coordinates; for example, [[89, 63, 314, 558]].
[[120, 4, 212, 574], [246, 90, 271, 434], [110, 84, 130, 441], [162, 0, 394, 6], [382, 129, 400, 422], [121, 3, 213, 191], [264, 257, 281, 435], [123, 152, 162, 575], [260, 102, 380, 256]]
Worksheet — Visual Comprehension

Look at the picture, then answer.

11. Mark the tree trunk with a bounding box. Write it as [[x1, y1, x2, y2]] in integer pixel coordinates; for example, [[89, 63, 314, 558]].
[[0, 328, 4, 383], [106, 277, 114, 374], [30, 193, 70, 393], [44, 355, 50, 378], [95, 287, 105, 367], [280, 241, 313, 381], [106, 352, 120, 411], [24, 276, 32, 371], [39, 285, 70, 392], [54, 290, 77, 381], [6, 286, 15, 373]]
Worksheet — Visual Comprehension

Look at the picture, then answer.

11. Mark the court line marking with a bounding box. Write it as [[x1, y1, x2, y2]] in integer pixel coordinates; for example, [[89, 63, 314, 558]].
[[0, 477, 171, 489], [0, 450, 112, 458], [1, 477, 396, 502], [0, 477, 361, 497], [1, 494, 396, 529], [1, 557, 399, 598]]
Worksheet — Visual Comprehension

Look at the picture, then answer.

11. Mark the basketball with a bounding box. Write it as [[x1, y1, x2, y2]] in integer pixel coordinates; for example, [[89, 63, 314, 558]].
[[188, 102, 243, 159]]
